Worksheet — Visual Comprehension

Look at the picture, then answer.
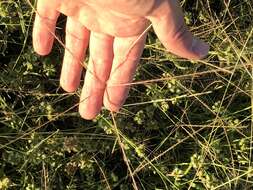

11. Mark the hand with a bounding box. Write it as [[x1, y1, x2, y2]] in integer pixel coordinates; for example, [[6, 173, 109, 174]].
[[33, 0, 209, 119]]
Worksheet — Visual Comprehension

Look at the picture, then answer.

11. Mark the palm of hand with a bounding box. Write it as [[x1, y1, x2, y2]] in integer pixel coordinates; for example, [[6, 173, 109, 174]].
[[33, 0, 209, 119]]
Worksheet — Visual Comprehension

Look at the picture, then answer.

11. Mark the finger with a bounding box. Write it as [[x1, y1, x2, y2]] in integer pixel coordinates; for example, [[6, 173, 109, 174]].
[[60, 17, 90, 92], [148, 1, 209, 60], [104, 33, 147, 111], [79, 32, 114, 120], [33, 0, 60, 55]]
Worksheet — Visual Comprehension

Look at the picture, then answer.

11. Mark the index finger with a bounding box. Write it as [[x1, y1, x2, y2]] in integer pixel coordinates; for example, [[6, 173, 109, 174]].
[[104, 33, 147, 111], [33, 0, 60, 55]]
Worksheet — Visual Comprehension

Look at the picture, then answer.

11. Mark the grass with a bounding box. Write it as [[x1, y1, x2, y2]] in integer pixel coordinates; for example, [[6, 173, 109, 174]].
[[0, 0, 253, 189]]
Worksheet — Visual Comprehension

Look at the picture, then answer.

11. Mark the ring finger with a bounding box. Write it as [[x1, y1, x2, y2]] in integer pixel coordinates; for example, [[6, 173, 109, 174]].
[[60, 17, 90, 92]]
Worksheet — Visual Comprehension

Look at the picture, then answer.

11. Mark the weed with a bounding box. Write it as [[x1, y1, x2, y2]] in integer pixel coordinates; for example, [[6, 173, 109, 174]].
[[0, 0, 253, 189]]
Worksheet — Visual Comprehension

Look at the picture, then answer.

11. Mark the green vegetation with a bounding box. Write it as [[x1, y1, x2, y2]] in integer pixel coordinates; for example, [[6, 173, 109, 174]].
[[0, 0, 253, 189]]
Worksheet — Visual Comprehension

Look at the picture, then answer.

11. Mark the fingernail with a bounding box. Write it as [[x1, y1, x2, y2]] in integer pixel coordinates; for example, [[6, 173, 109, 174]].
[[192, 38, 210, 59]]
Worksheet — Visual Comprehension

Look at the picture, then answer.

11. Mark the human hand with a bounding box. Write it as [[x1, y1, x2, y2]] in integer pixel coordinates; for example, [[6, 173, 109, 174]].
[[33, 0, 209, 119]]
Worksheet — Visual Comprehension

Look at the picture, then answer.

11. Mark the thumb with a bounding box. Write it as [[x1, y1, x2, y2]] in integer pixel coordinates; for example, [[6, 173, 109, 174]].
[[148, 1, 209, 60]]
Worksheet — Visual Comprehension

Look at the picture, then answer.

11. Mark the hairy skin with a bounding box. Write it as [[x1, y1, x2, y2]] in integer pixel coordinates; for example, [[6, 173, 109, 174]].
[[33, 0, 209, 119]]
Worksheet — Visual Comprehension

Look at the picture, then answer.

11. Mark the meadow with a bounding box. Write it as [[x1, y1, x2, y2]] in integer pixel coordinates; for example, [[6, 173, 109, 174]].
[[0, 0, 253, 189]]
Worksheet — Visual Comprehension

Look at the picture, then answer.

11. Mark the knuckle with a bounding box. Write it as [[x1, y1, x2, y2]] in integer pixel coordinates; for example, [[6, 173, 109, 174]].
[[170, 21, 189, 42]]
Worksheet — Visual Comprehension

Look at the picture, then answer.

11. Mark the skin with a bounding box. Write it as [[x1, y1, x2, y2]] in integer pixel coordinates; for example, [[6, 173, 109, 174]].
[[33, 0, 209, 120]]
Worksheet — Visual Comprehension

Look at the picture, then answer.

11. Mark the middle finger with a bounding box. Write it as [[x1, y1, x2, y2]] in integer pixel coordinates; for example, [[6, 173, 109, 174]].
[[79, 32, 114, 119]]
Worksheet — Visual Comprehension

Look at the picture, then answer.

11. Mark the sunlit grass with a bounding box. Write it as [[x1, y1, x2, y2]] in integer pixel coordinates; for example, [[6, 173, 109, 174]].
[[0, 0, 252, 189]]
